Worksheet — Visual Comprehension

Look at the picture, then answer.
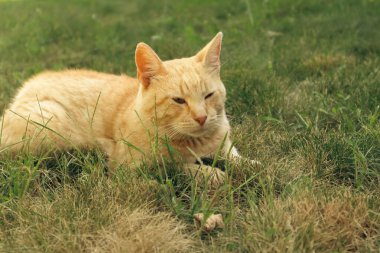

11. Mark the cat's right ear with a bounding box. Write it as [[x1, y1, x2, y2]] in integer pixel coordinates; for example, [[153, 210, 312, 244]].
[[135, 43, 167, 88]]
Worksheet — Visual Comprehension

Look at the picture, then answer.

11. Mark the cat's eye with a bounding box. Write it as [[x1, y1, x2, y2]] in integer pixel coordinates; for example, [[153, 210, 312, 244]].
[[172, 97, 186, 104], [205, 92, 214, 99]]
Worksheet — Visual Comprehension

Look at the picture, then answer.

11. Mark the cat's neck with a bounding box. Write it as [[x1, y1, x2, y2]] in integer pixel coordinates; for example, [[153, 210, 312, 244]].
[[170, 122, 230, 159]]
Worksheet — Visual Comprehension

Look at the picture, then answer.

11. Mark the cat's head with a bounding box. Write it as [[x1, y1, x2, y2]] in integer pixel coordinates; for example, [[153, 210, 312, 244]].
[[134, 32, 227, 139]]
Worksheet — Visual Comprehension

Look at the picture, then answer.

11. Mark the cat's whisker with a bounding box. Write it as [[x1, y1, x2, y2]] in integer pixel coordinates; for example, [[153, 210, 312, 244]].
[[164, 127, 178, 136], [215, 114, 226, 119], [167, 129, 182, 139]]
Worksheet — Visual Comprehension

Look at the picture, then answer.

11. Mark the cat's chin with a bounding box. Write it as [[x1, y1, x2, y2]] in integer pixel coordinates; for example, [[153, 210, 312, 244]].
[[187, 122, 224, 138], [186, 132, 206, 138], [183, 127, 215, 138], [167, 129, 205, 140]]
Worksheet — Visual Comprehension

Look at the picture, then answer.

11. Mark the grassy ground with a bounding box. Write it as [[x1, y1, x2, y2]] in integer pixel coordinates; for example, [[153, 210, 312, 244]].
[[1, 0, 379, 252]]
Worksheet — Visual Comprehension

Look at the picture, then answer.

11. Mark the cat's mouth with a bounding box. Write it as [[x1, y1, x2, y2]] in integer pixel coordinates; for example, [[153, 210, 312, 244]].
[[166, 127, 208, 139], [164, 120, 220, 140]]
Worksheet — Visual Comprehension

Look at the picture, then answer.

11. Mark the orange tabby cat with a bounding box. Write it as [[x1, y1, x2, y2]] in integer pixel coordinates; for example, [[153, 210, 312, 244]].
[[1, 32, 247, 231], [0, 32, 242, 184]]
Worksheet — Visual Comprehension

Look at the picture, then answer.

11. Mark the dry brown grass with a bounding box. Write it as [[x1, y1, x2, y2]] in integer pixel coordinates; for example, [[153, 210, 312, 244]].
[[241, 186, 379, 253], [0, 176, 194, 253]]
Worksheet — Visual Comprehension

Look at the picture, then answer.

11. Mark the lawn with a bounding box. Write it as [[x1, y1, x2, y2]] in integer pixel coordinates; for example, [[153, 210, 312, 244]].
[[0, 0, 379, 252]]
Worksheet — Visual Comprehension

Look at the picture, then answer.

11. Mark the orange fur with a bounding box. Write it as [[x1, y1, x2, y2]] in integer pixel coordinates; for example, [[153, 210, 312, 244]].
[[0, 32, 238, 169]]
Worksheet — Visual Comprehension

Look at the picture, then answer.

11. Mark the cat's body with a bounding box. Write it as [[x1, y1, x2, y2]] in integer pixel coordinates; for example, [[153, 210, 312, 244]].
[[0, 33, 238, 174], [1, 32, 254, 230], [2, 70, 138, 160]]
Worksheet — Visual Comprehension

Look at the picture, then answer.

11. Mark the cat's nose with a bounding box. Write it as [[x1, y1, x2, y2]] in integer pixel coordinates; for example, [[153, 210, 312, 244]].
[[194, 115, 207, 126]]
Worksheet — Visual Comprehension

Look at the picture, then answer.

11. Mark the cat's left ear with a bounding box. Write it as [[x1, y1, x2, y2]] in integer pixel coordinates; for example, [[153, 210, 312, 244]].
[[195, 32, 223, 74]]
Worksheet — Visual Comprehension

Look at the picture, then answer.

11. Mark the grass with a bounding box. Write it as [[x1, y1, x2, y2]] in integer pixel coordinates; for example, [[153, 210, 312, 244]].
[[0, 0, 379, 252]]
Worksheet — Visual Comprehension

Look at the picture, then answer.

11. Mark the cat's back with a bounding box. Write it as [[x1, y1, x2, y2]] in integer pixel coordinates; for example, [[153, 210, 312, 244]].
[[13, 69, 135, 105], [1, 69, 138, 152], [23, 69, 127, 86]]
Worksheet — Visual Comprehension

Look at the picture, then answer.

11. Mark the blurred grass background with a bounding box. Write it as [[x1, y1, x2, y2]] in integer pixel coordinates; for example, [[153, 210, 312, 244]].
[[0, 0, 379, 252]]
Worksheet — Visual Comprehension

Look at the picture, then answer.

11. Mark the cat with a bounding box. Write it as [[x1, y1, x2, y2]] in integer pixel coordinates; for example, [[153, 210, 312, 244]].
[[0, 32, 244, 184], [1, 32, 253, 231]]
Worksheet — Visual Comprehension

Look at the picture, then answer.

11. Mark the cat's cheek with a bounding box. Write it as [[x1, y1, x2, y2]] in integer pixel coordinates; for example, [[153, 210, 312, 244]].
[[209, 104, 221, 116]]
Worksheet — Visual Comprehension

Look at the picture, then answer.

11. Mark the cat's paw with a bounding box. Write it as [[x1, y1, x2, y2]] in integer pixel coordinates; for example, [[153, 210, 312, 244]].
[[184, 163, 226, 188], [207, 166, 226, 188], [193, 213, 224, 232], [231, 156, 262, 167], [249, 159, 262, 166]]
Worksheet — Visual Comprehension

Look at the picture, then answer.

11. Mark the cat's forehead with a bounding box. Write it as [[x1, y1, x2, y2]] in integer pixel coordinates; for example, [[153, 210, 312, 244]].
[[163, 58, 217, 94], [164, 58, 201, 75]]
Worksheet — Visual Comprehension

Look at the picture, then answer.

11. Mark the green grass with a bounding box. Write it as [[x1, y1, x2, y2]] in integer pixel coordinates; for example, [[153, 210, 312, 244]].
[[1, 0, 379, 252]]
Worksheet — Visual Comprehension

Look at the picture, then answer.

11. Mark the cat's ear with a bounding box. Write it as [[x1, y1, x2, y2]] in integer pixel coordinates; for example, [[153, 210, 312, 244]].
[[135, 43, 167, 88], [195, 32, 223, 74]]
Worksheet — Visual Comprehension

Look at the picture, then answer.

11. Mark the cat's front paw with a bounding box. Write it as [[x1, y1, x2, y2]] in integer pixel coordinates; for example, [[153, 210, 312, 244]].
[[248, 159, 262, 166], [231, 156, 262, 167], [184, 163, 226, 188], [205, 166, 226, 188], [193, 213, 224, 232]]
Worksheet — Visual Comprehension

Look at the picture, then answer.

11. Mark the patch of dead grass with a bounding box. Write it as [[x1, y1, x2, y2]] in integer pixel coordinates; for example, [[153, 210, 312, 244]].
[[0, 177, 194, 253], [242, 186, 379, 252]]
